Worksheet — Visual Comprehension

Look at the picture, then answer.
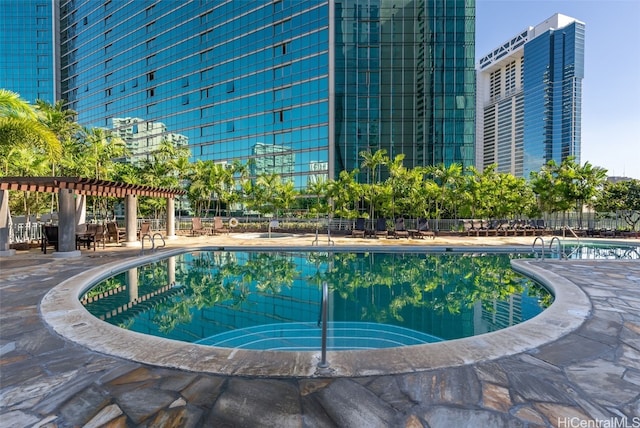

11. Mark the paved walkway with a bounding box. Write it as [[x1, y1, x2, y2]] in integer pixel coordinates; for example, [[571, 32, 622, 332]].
[[1, 235, 639, 427]]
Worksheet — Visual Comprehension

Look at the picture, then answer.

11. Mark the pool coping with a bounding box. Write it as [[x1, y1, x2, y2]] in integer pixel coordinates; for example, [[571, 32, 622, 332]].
[[40, 246, 592, 378]]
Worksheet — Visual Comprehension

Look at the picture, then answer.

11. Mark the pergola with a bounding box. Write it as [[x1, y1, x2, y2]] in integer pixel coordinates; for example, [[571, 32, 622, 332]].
[[0, 176, 186, 257]]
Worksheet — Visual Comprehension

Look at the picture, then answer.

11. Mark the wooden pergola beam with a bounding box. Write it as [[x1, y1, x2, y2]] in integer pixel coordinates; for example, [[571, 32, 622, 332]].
[[0, 176, 186, 198]]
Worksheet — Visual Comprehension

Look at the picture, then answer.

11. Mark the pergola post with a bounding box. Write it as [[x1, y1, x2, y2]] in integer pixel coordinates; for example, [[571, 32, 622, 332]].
[[123, 194, 140, 247], [54, 188, 81, 258], [75, 194, 86, 226], [166, 197, 176, 239], [0, 189, 15, 256]]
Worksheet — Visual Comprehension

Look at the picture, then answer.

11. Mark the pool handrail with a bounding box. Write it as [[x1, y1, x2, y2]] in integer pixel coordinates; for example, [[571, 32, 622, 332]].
[[318, 281, 330, 370], [532, 236, 545, 260]]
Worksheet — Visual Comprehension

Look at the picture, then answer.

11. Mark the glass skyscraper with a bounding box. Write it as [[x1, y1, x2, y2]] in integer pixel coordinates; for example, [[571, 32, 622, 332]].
[[55, 0, 475, 188], [476, 13, 584, 178], [0, 0, 57, 104]]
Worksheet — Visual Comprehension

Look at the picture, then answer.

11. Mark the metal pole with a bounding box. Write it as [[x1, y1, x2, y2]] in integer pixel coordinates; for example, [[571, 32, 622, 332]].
[[318, 281, 329, 368]]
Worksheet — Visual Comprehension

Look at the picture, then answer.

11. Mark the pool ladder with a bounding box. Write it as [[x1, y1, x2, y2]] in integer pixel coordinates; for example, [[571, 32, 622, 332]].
[[140, 232, 166, 255], [532, 236, 565, 260], [315, 280, 334, 375]]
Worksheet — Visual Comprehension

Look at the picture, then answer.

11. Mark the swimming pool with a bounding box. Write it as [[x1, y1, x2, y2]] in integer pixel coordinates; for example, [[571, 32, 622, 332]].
[[535, 239, 640, 260], [81, 250, 551, 351]]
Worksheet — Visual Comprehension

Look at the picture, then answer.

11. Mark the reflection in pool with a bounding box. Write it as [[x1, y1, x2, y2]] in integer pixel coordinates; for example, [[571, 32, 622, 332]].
[[81, 251, 552, 351]]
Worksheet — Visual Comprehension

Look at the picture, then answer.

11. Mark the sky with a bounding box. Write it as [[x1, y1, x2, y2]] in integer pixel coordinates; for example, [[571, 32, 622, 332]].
[[476, 0, 640, 179]]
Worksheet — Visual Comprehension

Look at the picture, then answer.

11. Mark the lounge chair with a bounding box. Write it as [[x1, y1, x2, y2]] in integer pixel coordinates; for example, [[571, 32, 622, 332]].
[[191, 217, 210, 236], [107, 221, 125, 243], [413, 218, 435, 239], [393, 217, 409, 239], [41, 225, 58, 253], [374, 218, 388, 239], [351, 217, 366, 238], [213, 216, 230, 235]]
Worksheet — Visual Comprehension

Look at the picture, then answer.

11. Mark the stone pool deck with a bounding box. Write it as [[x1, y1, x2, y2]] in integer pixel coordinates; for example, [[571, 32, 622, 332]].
[[1, 234, 639, 427]]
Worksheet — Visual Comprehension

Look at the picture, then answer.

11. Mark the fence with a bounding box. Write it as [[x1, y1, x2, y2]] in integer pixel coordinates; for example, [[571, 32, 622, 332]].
[[6, 212, 638, 244]]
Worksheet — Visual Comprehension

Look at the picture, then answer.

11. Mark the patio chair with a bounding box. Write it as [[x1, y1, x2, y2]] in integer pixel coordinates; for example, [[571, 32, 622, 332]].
[[213, 216, 230, 235], [107, 222, 125, 243], [138, 222, 151, 240], [393, 217, 409, 239], [41, 225, 59, 254], [374, 218, 388, 239], [77, 223, 106, 250], [191, 217, 210, 236], [351, 217, 366, 238], [413, 218, 435, 239]]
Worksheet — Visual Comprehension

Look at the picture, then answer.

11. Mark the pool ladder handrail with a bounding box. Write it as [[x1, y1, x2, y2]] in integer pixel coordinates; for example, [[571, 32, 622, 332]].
[[532, 236, 545, 260], [532, 236, 568, 260], [549, 236, 565, 259], [140, 232, 166, 255], [318, 281, 329, 370], [312, 215, 335, 246]]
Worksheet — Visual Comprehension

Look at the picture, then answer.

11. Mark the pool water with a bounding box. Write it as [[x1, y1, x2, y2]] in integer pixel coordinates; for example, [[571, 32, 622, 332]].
[[81, 251, 552, 351], [555, 242, 640, 260]]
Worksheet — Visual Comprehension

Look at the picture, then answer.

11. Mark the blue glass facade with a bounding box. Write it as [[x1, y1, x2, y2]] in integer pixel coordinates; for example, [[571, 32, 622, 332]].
[[335, 0, 476, 180], [0, 0, 56, 103], [522, 21, 584, 177], [58, 0, 475, 188]]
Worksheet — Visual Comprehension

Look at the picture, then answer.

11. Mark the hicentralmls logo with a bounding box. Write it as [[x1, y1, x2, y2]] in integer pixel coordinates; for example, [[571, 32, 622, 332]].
[[557, 417, 640, 428]]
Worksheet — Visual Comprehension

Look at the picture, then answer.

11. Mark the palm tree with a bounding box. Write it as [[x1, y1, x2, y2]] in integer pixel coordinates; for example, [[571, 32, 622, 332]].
[[0, 89, 61, 167], [326, 169, 363, 220], [426, 163, 463, 230], [359, 149, 389, 184], [254, 173, 282, 217], [35, 100, 81, 212], [79, 127, 127, 180]]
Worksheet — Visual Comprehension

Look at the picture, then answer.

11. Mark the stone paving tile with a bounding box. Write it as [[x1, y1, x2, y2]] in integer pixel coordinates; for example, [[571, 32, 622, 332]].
[[1, 241, 640, 427]]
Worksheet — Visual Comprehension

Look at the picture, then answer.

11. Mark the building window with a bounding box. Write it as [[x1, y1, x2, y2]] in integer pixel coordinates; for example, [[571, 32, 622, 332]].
[[182, 77, 189, 87], [274, 109, 289, 122], [273, 65, 290, 79], [200, 11, 212, 25], [146, 55, 155, 65], [226, 121, 234, 132], [182, 95, 189, 105], [105, 88, 112, 97], [273, 19, 290, 35], [226, 81, 234, 93], [147, 88, 155, 97], [147, 71, 155, 82], [274, 42, 289, 56]]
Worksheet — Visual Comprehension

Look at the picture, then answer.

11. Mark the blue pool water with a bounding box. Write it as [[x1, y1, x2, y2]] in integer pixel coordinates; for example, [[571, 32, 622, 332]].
[[81, 251, 552, 351], [553, 242, 640, 260]]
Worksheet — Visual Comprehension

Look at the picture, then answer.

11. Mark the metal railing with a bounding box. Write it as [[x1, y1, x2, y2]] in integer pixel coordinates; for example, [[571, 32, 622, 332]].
[[317, 281, 329, 370], [140, 232, 166, 255], [6, 211, 638, 244]]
